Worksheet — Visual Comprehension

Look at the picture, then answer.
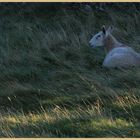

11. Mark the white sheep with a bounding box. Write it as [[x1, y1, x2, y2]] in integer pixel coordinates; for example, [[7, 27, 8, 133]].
[[89, 25, 140, 68]]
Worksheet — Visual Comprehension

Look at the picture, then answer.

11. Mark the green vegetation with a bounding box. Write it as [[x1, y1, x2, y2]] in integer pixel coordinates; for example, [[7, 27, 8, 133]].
[[0, 3, 140, 137]]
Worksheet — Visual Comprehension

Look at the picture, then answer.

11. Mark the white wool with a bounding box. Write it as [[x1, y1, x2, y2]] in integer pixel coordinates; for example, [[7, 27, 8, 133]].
[[103, 47, 140, 68]]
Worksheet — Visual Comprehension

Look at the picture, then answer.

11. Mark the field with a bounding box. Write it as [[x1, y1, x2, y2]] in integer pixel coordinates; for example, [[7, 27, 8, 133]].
[[0, 3, 140, 137]]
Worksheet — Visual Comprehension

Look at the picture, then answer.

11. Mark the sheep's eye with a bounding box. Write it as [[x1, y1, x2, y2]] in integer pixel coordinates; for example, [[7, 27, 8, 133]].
[[96, 35, 101, 39]]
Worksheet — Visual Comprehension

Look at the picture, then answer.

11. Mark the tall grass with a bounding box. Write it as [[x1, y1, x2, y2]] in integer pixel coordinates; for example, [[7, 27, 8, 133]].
[[0, 3, 139, 137]]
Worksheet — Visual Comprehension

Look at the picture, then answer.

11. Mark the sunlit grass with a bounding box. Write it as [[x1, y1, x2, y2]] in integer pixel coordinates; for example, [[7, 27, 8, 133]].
[[0, 106, 139, 137]]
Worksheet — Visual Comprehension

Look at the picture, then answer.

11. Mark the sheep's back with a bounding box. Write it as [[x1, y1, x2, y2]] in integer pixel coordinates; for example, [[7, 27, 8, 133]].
[[103, 47, 140, 68]]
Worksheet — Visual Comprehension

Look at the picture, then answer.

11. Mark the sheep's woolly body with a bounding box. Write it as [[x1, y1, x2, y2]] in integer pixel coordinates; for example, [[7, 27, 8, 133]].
[[102, 34, 140, 68], [103, 47, 140, 68]]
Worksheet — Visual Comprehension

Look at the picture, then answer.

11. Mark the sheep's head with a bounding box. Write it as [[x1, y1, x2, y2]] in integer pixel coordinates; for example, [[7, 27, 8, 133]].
[[89, 25, 114, 48]]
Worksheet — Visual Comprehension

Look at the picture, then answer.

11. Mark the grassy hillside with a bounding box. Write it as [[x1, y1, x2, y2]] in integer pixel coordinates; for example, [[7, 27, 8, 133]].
[[0, 3, 140, 137]]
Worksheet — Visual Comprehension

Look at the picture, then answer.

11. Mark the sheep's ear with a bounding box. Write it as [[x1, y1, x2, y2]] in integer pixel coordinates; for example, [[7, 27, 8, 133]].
[[102, 25, 106, 34], [107, 25, 114, 33]]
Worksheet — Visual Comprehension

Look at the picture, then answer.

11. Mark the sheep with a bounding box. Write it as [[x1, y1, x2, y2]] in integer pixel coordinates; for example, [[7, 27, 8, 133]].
[[89, 25, 140, 68]]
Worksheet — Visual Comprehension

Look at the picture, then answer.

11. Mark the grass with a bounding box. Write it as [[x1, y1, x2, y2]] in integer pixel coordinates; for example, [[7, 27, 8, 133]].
[[0, 3, 139, 137]]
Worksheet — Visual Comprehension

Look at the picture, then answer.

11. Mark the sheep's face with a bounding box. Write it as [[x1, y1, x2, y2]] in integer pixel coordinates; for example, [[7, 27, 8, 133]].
[[89, 25, 114, 48], [89, 31, 105, 48]]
